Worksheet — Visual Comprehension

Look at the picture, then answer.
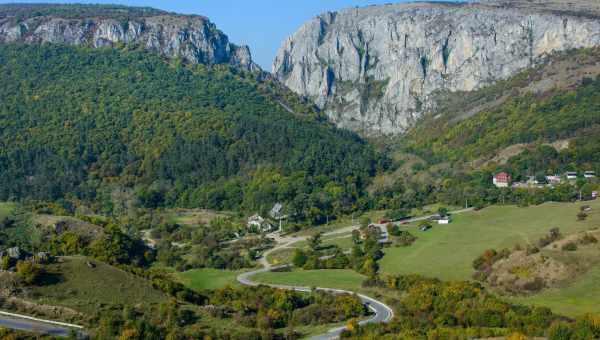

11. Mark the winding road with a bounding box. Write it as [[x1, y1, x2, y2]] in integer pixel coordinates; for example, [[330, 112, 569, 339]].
[[238, 265, 394, 340], [238, 208, 474, 339], [0, 311, 83, 337]]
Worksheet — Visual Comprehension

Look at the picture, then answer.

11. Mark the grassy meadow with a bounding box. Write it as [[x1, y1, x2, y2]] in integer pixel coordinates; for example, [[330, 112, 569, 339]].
[[255, 201, 600, 317], [178, 268, 242, 291], [31, 256, 166, 314], [379, 200, 600, 281]]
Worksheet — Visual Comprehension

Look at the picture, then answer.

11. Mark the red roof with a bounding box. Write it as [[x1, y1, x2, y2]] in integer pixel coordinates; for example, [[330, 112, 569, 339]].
[[494, 172, 511, 182]]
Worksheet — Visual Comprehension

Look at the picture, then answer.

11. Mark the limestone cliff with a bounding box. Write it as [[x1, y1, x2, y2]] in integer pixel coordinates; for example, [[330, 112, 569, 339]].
[[273, 1, 600, 135], [0, 4, 257, 70]]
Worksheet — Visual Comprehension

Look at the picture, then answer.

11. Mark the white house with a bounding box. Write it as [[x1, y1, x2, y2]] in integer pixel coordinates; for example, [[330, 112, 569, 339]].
[[546, 175, 562, 185], [584, 171, 596, 179], [566, 172, 578, 180], [438, 217, 451, 225], [247, 214, 273, 233]]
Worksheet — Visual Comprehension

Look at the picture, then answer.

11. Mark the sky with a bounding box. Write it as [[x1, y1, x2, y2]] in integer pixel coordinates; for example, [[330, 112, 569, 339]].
[[0, 0, 420, 69]]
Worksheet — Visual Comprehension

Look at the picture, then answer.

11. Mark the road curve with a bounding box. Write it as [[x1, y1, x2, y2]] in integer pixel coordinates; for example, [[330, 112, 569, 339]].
[[237, 266, 394, 340], [0, 314, 74, 337]]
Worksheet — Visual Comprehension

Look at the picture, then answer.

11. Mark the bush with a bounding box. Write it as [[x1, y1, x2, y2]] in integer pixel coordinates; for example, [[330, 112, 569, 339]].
[[15, 261, 43, 285], [526, 245, 540, 255], [580, 233, 598, 245], [561, 242, 578, 251], [577, 212, 588, 221], [538, 228, 562, 247]]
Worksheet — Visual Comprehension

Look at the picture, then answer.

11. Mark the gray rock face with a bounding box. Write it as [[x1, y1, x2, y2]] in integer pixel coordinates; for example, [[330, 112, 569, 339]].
[[273, 2, 600, 135], [0, 14, 258, 71]]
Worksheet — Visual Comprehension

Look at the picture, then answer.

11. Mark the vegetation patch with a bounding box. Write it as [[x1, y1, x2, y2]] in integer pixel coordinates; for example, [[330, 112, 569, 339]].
[[178, 268, 242, 291], [25, 256, 167, 314]]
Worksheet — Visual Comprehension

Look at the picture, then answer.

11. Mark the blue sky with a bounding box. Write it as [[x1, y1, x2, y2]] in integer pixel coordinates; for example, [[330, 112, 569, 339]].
[[0, 0, 423, 69]]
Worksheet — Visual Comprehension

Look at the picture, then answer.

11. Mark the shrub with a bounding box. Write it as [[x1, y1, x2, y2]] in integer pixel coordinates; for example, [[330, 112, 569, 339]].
[[526, 245, 540, 255], [292, 249, 308, 267], [15, 261, 43, 285], [561, 242, 578, 251], [522, 277, 545, 292], [577, 211, 588, 221], [548, 321, 574, 340], [538, 228, 562, 247], [580, 233, 598, 245]]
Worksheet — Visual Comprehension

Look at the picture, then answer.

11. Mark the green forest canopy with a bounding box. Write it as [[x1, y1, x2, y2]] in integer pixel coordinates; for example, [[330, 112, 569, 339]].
[[0, 43, 385, 218]]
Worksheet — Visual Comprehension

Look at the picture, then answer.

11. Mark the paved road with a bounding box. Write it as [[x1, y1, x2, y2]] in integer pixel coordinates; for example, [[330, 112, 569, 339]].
[[237, 266, 394, 340], [0, 315, 74, 337], [244, 208, 475, 339], [265, 207, 475, 256]]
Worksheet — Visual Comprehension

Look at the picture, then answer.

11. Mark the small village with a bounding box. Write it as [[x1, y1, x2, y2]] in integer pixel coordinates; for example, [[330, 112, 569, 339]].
[[493, 170, 598, 198]]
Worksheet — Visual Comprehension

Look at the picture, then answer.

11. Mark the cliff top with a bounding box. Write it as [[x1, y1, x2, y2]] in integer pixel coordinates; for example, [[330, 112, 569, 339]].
[[330, 0, 600, 19], [0, 3, 207, 21]]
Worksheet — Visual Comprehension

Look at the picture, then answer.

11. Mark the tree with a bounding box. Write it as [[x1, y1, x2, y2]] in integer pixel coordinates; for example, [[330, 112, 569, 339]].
[[351, 230, 361, 245], [0, 256, 10, 271], [308, 232, 322, 252], [16, 260, 43, 285], [359, 216, 371, 229], [292, 249, 308, 267], [361, 258, 379, 278], [437, 206, 449, 217]]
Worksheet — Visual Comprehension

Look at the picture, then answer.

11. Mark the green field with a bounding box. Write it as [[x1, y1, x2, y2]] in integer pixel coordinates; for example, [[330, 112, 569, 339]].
[[178, 268, 242, 291], [253, 269, 365, 291], [31, 256, 166, 314], [512, 265, 600, 317], [379, 201, 600, 281], [255, 201, 600, 317]]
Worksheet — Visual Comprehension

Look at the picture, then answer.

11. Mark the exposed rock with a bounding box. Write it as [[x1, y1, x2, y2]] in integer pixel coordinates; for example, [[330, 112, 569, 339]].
[[0, 10, 258, 71], [273, 1, 600, 135]]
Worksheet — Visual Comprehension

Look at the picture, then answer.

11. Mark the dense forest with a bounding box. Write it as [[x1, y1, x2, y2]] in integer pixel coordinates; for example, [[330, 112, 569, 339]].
[[0, 3, 166, 20], [0, 44, 385, 220]]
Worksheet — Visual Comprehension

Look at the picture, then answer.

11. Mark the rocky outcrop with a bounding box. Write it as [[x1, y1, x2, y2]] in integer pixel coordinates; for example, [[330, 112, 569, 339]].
[[0, 11, 257, 70], [273, 1, 600, 135]]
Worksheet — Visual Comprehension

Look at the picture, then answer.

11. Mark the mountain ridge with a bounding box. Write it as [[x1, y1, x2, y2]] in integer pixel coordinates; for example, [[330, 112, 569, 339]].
[[273, 0, 600, 135], [0, 3, 258, 71]]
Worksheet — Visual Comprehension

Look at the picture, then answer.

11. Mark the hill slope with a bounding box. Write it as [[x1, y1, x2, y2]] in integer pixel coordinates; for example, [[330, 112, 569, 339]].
[[0, 43, 383, 217]]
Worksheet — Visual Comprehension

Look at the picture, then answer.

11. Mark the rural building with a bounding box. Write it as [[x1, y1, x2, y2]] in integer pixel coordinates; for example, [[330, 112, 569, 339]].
[[546, 175, 562, 185], [247, 214, 273, 233], [438, 216, 451, 224], [493, 172, 511, 187], [566, 172, 578, 180], [585, 171, 596, 179]]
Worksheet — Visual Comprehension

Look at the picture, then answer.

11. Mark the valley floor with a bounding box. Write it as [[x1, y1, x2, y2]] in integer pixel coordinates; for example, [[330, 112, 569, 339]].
[[252, 200, 600, 317]]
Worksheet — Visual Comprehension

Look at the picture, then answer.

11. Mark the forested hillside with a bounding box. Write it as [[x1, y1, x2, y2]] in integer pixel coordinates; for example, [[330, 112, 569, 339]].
[[368, 48, 600, 212], [0, 44, 384, 219], [404, 48, 600, 168]]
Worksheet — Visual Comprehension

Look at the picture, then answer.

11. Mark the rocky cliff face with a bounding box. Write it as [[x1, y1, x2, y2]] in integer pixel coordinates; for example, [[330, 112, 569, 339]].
[[0, 8, 257, 70], [273, 1, 600, 135]]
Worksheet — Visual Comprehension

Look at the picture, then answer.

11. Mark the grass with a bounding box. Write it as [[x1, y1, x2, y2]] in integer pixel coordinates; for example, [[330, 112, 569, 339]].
[[0, 202, 15, 220], [252, 269, 366, 291], [31, 256, 166, 314], [379, 201, 600, 281], [511, 265, 600, 317], [267, 248, 297, 265], [288, 210, 387, 237], [164, 208, 232, 228], [256, 201, 600, 317], [177, 268, 242, 291]]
